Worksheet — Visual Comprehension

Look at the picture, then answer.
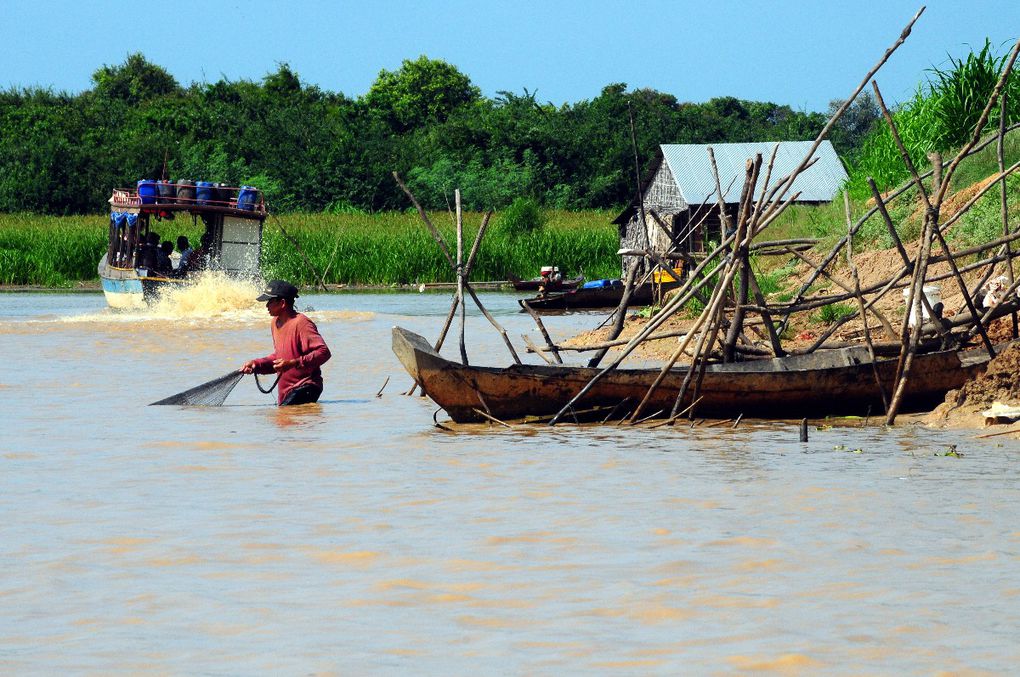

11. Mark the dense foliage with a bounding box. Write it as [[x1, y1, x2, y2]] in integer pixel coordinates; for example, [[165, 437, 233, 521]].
[[0, 54, 832, 215]]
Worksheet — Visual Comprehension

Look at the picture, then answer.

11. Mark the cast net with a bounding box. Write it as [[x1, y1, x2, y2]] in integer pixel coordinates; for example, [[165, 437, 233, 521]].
[[150, 371, 245, 406]]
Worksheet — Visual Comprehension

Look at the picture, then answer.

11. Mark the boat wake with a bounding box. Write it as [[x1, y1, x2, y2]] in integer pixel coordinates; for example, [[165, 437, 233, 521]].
[[12, 273, 376, 328]]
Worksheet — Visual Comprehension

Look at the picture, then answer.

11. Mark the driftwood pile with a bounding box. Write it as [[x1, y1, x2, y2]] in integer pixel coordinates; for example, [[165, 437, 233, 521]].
[[399, 7, 1020, 427]]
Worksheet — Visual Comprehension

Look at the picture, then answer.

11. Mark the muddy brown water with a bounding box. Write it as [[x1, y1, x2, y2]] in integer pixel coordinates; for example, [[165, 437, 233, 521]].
[[2, 281, 1019, 674]]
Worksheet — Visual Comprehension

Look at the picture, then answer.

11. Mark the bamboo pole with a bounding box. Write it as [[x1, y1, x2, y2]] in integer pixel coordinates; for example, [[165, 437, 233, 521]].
[[885, 170, 939, 425], [456, 190, 467, 365], [723, 157, 760, 362], [873, 84, 994, 356], [998, 91, 1018, 339], [845, 192, 889, 414], [587, 260, 639, 368], [521, 300, 563, 364], [783, 246, 896, 339]]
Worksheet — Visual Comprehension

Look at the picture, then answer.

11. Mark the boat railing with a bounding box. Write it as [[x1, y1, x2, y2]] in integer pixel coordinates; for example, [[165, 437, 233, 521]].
[[110, 182, 267, 216]]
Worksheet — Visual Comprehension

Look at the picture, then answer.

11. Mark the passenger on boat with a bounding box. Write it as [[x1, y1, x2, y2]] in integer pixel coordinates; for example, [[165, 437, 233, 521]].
[[138, 232, 160, 270], [240, 280, 332, 406], [156, 241, 174, 275], [188, 232, 213, 273], [175, 236, 194, 276], [538, 266, 553, 296]]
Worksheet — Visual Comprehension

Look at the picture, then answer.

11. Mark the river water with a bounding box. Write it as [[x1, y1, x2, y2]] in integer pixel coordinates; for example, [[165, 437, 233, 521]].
[[2, 280, 1019, 675]]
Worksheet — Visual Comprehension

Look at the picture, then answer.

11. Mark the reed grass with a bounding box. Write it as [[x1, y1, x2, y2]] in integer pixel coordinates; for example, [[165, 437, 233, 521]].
[[0, 209, 621, 287]]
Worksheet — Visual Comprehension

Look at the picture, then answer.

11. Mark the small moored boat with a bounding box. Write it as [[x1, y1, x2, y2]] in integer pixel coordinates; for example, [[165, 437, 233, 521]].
[[99, 180, 266, 308], [520, 278, 682, 312], [508, 266, 583, 292], [392, 326, 993, 423]]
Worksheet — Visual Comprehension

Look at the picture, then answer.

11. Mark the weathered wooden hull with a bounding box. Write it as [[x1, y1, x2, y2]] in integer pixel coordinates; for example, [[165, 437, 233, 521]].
[[520, 281, 681, 311], [392, 326, 991, 423]]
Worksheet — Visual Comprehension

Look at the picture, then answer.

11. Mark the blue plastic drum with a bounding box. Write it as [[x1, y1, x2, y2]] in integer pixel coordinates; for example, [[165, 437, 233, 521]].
[[137, 179, 158, 205], [236, 186, 258, 211]]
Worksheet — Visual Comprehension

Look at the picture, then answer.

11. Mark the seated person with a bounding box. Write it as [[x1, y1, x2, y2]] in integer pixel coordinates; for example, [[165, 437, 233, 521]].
[[175, 235, 194, 277], [137, 232, 160, 270], [156, 240, 174, 275]]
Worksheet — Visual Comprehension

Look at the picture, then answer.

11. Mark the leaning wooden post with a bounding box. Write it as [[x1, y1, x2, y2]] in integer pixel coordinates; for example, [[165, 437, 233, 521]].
[[886, 154, 941, 425], [845, 191, 888, 414], [455, 190, 468, 365], [723, 157, 759, 362], [587, 260, 640, 368], [521, 300, 562, 364], [998, 91, 1018, 338], [875, 82, 995, 356]]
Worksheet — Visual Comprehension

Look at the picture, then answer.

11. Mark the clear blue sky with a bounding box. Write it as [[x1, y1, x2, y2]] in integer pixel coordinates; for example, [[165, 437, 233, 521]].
[[2, 0, 1017, 113]]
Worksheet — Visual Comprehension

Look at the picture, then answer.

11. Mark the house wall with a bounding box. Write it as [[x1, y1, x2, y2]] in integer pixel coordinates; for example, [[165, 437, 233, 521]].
[[618, 162, 689, 276]]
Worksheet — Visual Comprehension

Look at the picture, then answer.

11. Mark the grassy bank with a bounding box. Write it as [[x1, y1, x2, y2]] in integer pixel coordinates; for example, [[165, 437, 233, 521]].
[[0, 210, 621, 287]]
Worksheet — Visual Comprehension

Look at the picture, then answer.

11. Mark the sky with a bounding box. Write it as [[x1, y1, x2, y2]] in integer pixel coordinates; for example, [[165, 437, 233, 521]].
[[2, 0, 1018, 113]]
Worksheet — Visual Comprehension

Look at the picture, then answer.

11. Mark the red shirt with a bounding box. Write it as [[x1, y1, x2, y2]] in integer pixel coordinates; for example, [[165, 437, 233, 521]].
[[252, 312, 331, 404]]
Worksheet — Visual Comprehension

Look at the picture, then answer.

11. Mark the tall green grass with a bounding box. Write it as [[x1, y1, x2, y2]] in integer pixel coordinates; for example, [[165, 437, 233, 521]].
[[0, 213, 108, 285], [0, 209, 621, 287], [846, 40, 1020, 199]]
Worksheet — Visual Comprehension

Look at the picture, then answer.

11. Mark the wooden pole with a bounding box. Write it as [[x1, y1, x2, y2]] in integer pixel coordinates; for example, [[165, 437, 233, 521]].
[[998, 91, 1018, 339], [521, 300, 563, 364], [874, 83, 995, 356], [456, 189, 467, 365], [845, 191, 889, 414]]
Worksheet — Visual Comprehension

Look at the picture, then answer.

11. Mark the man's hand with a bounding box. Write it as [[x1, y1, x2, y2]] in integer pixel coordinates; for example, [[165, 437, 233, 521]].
[[272, 358, 297, 372], [239, 360, 256, 374]]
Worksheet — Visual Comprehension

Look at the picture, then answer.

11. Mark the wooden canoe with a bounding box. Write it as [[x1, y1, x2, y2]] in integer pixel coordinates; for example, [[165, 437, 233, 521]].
[[519, 280, 682, 311], [392, 326, 993, 423]]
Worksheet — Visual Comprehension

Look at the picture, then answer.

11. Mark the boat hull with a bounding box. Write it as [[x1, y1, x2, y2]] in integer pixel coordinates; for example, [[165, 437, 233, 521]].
[[392, 326, 991, 423], [99, 255, 183, 309]]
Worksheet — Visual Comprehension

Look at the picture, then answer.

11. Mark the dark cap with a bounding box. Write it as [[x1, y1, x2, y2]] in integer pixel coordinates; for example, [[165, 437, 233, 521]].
[[256, 279, 299, 302]]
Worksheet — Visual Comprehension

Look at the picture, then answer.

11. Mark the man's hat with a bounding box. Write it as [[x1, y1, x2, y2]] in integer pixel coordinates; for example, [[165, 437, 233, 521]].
[[256, 279, 299, 302]]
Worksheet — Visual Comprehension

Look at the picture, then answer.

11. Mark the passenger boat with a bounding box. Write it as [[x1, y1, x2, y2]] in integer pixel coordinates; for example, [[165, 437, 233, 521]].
[[392, 326, 993, 423], [99, 180, 266, 308]]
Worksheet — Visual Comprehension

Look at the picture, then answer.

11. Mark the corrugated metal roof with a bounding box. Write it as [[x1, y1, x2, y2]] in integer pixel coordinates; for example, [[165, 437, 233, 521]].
[[660, 140, 848, 204]]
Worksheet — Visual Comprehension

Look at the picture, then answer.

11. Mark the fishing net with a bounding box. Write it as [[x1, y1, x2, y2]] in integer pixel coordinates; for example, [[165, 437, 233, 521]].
[[150, 371, 245, 406]]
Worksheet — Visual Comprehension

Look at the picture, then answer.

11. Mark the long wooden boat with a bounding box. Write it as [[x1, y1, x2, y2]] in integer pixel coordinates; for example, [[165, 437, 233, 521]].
[[392, 326, 993, 423], [508, 273, 584, 292], [99, 181, 267, 309], [520, 279, 682, 311]]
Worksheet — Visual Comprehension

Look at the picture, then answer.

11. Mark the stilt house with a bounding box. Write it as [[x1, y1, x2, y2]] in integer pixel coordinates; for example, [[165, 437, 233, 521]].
[[614, 140, 848, 275]]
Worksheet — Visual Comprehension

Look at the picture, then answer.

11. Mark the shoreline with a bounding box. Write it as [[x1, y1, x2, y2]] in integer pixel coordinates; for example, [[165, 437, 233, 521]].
[[0, 280, 515, 294]]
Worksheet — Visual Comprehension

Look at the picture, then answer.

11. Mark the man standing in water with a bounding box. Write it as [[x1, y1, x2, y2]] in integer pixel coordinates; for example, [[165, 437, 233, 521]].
[[241, 280, 332, 405]]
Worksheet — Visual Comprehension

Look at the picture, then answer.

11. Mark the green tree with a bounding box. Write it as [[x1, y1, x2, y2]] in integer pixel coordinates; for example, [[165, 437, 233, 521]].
[[364, 55, 481, 131], [91, 53, 180, 104]]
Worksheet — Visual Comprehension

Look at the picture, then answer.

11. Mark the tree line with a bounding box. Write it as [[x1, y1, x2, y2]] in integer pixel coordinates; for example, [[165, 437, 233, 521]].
[[0, 54, 876, 215]]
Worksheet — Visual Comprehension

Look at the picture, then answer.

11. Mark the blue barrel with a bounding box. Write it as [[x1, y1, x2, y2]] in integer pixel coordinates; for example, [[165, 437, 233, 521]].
[[236, 186, 258, 211], [196, 181, 214, 205], [176, 180, 196, 204], [137, 179, 158, 205], [157, 180, 176, 203]]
